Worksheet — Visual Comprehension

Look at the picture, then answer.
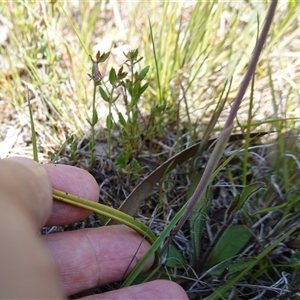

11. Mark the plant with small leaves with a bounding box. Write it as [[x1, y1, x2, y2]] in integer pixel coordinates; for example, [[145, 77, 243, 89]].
[[98, 49, 151, 176], [87, 50, 110, 165], [116, 50, 150, 171]]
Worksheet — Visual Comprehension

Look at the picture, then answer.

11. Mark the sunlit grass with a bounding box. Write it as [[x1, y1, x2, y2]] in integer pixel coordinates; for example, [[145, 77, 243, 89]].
[[1, 2, 299, 145]]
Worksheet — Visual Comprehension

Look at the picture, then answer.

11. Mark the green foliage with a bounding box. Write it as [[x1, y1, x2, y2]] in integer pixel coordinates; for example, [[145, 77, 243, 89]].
[[89, 48, 152, 174], [208, 257, 257, 277], [205, 225, 253, 269], [164, 244, 185, 269], [58, 135, 79, 161], [88, 51, 110, 165]]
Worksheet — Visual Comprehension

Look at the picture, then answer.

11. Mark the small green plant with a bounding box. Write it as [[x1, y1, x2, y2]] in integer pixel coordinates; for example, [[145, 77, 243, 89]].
[[87, 50, 110, 165], [88, 48, 152, 177]]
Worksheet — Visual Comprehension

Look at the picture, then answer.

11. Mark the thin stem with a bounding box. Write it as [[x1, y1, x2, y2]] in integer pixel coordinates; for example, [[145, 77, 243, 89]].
[[226, 1, 277, 128], [90, 83, 97, 165], [162, 0, 278, 252]]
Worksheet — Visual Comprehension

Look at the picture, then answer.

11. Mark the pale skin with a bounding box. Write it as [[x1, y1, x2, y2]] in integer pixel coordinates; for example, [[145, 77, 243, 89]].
[[0, 157, 188, 299]]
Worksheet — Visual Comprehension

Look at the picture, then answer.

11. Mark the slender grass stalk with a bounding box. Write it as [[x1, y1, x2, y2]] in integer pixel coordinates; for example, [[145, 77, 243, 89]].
[[242, 74, 256, 186], [148, 18, 162, 104], [104, 77, 118, 158], [27, 95, 38, 163], [60, 4, 89, 56], [52, 189, 158, 260], [90, 82, 97, 165], [107, 86, 113, 158]]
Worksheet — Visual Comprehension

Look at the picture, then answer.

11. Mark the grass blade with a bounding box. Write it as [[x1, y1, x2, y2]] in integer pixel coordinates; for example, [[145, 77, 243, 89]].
[[27, 93, 38, 163]]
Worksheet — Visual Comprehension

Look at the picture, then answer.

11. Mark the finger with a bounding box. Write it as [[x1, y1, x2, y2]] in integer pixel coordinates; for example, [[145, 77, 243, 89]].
[[42, 225, 154, 296], [43, 164, 99, 226], [2, 157, 52, 228], [0, 157, 63, 298], [83, 280, 188, 300]]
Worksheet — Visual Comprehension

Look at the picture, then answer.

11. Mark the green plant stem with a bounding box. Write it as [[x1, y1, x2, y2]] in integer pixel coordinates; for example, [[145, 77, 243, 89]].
[[91, 83, 97, 165], [52, 189, 158, 263], [107, 84, 116, 158], [242, 74, 255, 186], [27, 96, 38, 163], [225, 1, 277, 128], [60, 5, 89, 56], [161, 123, 233, 254]]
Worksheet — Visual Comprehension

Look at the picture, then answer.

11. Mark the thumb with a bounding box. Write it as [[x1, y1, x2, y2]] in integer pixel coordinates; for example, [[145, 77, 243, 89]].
[[1, 157, 53, 229], [0, 157, 63, 299]]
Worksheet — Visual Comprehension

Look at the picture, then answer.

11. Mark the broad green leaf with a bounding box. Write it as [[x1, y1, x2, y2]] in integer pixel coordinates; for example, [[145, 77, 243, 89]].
[[206, 225, 253, 269], [131, 95, 139, 108], [99, 51, 110, 62], [205, 223, 300, 299], [99, 86, 109, 102], [117, 152, 127, 168], [139, 82, 149, 95], [106, 115, 113, 130], [109, 67, 117, 85], [92, 110, 98, 126], [118, 112, 127, 127], [48, 151, 55, 161], [165, 244, 185, 268], [138, 66, 150, 81]]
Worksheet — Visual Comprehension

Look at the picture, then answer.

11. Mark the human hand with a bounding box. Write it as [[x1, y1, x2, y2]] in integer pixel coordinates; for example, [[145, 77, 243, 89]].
[[0, 157, 188, 299]]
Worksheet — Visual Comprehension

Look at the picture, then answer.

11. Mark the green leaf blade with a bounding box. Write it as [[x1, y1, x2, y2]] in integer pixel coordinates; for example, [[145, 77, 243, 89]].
[[206, 225, 253, 269]]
